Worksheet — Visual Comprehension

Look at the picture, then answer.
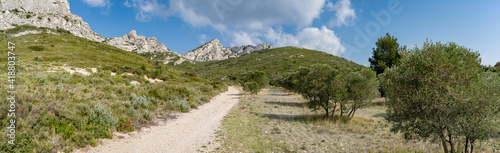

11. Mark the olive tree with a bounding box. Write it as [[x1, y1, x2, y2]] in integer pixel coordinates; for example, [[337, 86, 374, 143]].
[[240, 70, 268, 94], [344, 68, 379, 119], [380, 41, 500, 153]]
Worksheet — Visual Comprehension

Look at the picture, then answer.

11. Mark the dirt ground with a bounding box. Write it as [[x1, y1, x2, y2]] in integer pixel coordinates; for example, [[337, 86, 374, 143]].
[[74, 86, 241, 153], [213, 87, 500, 153]]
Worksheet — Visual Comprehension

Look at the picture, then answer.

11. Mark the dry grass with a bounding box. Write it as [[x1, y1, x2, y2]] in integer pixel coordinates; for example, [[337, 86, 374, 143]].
[[214, 87, 500, 152]]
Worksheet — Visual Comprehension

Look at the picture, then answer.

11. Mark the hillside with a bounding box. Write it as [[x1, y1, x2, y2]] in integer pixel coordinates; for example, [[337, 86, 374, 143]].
[[0, 27, 226, 152], [175, 46, 362, 81]]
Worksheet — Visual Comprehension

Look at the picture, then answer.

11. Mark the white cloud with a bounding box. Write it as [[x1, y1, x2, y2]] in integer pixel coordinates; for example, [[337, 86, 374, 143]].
[[124, 0, 169, 21], [199, 34, 209, 44], [81, 0, 109, 7], [231, 31, 262, 46], [265, 26, 346, 55], [125, 0, 325, 30], [327, 0, 356, 27], [123, 0, 351, 55]]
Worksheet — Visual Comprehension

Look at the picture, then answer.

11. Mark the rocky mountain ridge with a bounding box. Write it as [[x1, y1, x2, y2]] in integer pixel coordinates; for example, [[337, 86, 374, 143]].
[[0, 0, 273, 64], [184, 39, 274, 62], [106, 30, 190, 65], [0, 0, 105, 42]]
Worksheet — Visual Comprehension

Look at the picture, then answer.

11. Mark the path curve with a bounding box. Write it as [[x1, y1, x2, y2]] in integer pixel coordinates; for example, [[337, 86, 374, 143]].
[[75, 86, 240, 153]]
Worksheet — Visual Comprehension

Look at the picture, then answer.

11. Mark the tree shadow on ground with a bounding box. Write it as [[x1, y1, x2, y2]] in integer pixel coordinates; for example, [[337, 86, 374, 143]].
[[264, 101, 306, 108], [259, 113, 350, 124], [266, 93, 292, 96], [372, 112, 387, 118]]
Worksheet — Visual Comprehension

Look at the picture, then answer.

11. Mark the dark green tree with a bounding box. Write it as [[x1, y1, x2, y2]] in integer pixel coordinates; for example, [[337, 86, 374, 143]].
[[240, 70, 268, 94], [368, 33, 402, 75], [380, 41, 500, 153], [344, 68, 379, 119], [243, 81, 260, 94]]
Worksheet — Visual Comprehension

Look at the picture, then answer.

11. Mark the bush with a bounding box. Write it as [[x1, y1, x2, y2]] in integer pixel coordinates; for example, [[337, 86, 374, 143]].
[[33, 56, 43, 61], [243, 81, 259, 94], [26, 14, 32, 18], [28, 45, 45, 51], [89, 104, 117, 138]]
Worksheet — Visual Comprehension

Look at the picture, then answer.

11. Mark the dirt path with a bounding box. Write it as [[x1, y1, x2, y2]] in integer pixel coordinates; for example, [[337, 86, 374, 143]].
[[75, 86, 240, 153]]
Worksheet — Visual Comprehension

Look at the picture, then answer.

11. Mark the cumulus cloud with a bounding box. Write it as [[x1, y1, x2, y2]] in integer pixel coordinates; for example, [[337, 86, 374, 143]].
[[327, 0, 356, 27], [231, 31, 263, 46], [124, 0, 352, 55], [198, 34, 209, 44], [125, 0, 325, 30], [124, 0, 169, 21], [81, 0, 109, 7], [265, 26, 346, 55]]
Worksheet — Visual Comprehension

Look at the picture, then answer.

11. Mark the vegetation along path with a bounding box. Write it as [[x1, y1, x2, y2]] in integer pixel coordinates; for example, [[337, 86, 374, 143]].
[[76, 86, 241, 153]]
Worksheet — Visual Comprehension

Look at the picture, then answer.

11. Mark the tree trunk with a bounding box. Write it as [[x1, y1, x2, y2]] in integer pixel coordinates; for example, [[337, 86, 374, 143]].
[[349, 109, 357, 120], [439, 132, 449, 153], [448, 133, 454, 153], [323, 105, 329, 118], [465, 138, 469, 153], [330, 103, 337, 119], [470, 139, 475, 153]]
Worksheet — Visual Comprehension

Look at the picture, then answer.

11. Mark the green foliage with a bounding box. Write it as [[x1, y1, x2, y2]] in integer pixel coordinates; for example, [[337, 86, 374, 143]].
[[26, 14, 32, 19], [275, 64, 379, 120], [368, 33, 402, 75], [241, 70, 268, 94], [243, 81, 260, 94], [28, 45, 45, 51], [175, 47, 362, 82], [380, 40, 500, 153], [32, 55, 43, 61], [0, 30, 227, 152], [90, 104, 117, 138]]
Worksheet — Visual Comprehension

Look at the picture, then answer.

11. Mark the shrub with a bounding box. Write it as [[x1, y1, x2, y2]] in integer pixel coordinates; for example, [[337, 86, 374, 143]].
[[28, 45, 45, 51], [26, 14, 32, 18], [243, 81, 259, 94], [143, 110, 153, 120], [89, 104, 117, 138], [33, 56, 43, 61]]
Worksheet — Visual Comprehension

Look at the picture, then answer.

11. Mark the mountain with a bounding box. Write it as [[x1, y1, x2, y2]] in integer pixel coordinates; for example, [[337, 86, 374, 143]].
[[0, 0, 104, 42], [230, 43, 274, 56], [106, 30, 190, 65], [183, 39, 236, 61], [175, 46, 362, 81], [0, 24, 227, 153], [183, 39, 274, 62]]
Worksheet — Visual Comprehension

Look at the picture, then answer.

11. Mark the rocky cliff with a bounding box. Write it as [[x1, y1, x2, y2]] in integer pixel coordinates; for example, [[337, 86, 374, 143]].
[[183, 39, 236, 62], [106, 30, 190, 65], [230, 43, 274, 56], [0, 0, 105, 42], [184, 39, 274, 62]]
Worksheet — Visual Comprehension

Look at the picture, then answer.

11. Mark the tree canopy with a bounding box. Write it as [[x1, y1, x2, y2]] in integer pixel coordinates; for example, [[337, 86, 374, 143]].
[[368, 33, 402, 75], [380, 41, 500, 153], [275, 64, 379, 120]]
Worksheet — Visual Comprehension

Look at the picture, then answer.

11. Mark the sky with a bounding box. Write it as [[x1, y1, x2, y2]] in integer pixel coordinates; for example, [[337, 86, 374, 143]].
[[69, 0, 500, 66]]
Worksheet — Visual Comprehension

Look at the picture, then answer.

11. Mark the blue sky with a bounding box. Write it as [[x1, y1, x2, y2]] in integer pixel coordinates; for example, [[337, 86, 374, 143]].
[[70, 0, 499, 66]]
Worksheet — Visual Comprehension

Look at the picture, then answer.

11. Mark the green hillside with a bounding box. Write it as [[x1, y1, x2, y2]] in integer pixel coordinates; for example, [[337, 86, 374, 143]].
[[175, 47, 362, 81], [0, 27, 226, 152]]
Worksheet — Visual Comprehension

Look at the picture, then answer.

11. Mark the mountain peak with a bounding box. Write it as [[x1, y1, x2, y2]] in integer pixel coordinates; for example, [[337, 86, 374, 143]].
[[183, 39, 274, 62], [0, 0, 104, 42], [210, 38, 220, 43]]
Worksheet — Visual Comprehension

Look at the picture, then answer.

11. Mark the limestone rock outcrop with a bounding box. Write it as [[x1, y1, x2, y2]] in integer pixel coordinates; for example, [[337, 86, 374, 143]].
[[184, 39, 274, 62], [0, 0, 105, 42]]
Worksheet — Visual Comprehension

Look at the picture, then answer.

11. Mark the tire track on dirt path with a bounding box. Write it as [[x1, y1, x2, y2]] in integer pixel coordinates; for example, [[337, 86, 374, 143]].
[[75, 86, 240, 153]]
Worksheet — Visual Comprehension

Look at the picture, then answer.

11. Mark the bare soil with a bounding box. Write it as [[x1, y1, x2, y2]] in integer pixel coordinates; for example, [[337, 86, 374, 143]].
[[74, 86, 240, 153]]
